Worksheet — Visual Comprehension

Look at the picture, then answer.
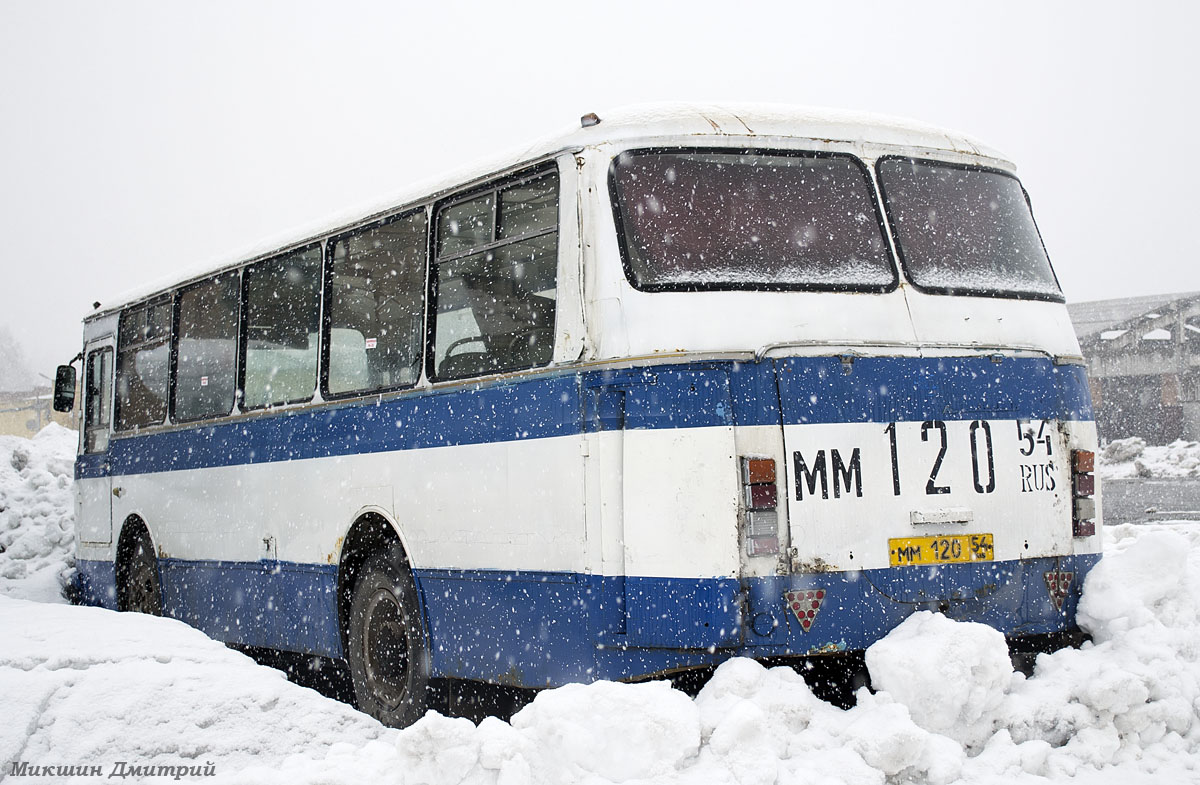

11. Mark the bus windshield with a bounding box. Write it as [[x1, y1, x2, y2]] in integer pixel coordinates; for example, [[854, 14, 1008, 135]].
[[877, 157, 1062, 300], [611, 150, 895, 291]]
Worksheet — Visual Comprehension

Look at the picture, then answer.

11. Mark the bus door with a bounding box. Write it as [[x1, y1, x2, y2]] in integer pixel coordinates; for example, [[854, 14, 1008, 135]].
[[589, 366, 743, 649], [77, 340, 116, 545]]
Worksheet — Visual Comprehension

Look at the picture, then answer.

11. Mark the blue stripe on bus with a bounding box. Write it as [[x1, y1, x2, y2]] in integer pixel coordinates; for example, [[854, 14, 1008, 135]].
[[74, 557, 343, 654], [75, 552, 1101, 687], [773, 356, 1093, 424], [75, 357, 1092, 480], [158, 558, 341, 654], [74, 559, 118, 610]]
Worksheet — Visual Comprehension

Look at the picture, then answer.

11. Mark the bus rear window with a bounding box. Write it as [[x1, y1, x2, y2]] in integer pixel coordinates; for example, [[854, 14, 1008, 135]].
[[877, 158, 1062, 300], [610, 150, 895, 291]]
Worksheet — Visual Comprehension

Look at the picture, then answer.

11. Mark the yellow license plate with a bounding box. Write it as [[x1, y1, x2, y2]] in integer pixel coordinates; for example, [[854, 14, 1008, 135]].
[[889, 533, 994, 567]]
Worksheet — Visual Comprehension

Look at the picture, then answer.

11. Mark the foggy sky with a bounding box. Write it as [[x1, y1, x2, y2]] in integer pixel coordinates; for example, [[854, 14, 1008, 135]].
[[2, 0, 1197, 370]]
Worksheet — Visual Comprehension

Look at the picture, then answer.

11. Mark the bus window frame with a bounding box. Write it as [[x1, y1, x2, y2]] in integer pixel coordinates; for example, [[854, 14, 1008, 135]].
[[83, 346, 114, 454], [114, 295, 173, 432], [169, 269, 242, 424], [320, 205, 431, 402], [607, 146, 899, 295], [238, 241, 325, 412], [426, 163, 561, 383], [874, 155, 1065, 304]]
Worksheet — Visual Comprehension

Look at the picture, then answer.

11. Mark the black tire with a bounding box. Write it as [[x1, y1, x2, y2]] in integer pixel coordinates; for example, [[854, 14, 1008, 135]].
[[347, 543, 430, 727], [117, 530, 162, 616]]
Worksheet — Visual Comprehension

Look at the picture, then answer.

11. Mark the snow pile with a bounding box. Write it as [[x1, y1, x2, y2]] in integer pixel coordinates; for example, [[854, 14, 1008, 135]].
[[980, 523, 1200, 781], [256, 662, 948, 785], [1099, 436, 1200, 479], [364, 681, 702, 785], [0, 597, 384, 775], [865, 611, 1011, 748], [0, 423, 76, 602]]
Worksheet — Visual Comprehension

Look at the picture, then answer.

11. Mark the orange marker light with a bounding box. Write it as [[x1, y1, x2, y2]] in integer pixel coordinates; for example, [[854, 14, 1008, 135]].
[[744, 458, 776, 485]]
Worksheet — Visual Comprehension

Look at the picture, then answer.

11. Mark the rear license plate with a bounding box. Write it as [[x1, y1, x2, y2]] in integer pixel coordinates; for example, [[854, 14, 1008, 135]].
[[889, 533, 994, 567]]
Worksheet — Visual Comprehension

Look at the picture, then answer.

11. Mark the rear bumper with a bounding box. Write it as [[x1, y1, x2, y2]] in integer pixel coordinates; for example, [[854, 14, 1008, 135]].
[[740, 553, 1101, 656]]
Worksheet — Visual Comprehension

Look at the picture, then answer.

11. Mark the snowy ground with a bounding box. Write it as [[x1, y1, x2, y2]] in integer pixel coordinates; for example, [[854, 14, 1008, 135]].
[[2, 426, 1199, 784], [1099, 437, 1200, 480]]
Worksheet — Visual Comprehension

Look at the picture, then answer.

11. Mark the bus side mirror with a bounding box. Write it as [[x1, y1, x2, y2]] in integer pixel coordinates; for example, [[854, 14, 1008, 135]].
[[53, 365, 77, 412]]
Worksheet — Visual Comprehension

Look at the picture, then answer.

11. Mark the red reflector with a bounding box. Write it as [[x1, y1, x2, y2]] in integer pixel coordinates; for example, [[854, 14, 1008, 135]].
[[1044, 570, 1075, 611], [783, 589, 825, 632], [1074, 473, 1095, 497], [1073, 520, 1096, 538], [1073, 450, 1095, 473], [747, 483, 777, 510], [744, 458, 776, 484]]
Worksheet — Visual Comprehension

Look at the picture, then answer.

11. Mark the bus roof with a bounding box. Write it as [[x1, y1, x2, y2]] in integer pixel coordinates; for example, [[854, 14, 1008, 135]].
[[89, 103, 1010, 320], [553, 102, 1006, 160]]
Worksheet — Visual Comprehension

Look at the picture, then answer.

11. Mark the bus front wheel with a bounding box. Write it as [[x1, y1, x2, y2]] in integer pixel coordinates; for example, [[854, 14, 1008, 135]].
[[347, 544, 430, 727], [117, 529, 162, 616]]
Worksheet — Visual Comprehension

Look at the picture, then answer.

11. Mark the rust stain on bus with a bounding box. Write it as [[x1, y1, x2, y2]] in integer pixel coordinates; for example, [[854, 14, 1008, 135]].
[[793, 557, 839, 573], [327, 536, 344, 565]]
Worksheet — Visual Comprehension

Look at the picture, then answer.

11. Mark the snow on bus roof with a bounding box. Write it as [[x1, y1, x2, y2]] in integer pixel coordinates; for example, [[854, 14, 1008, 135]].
[[571, 102, 1003, 158], [91, 102, 1007, 319]]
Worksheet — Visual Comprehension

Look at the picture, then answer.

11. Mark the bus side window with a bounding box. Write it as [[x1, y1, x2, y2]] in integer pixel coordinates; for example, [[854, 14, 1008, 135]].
[[173, 271, 239, 421], [115, 299, 170, 431], [432, 170, 558, 380], [326, 209, 427, 396], [243, 246, 322, 409], [84, 348, 113, 453]]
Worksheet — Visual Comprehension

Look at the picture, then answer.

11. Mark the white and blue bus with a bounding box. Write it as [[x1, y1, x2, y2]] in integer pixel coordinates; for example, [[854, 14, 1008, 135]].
[[58, 104, 1101, 726]]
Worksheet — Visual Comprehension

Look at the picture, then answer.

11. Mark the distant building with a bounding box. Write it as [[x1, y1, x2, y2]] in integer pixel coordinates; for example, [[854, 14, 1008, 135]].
[[0, 387, 75, 437], [1068, 291, 1200, 443]]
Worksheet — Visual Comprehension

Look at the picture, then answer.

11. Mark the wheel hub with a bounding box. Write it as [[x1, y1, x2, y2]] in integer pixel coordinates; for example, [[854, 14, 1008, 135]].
[[362, 588, 410, 709]]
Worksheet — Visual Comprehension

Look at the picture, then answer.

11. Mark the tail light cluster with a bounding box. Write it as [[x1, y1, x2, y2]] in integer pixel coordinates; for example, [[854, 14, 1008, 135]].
[[742, 457, 779, 556], [1071, 449, 1096, 537]]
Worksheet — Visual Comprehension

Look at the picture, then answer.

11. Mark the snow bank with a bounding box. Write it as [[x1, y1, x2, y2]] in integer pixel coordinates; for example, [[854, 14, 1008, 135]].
[[1099, 437, 1200, 479], [0, 423, 76, 602], [865, 611, 1011, 748], [981, 523, 1200, 781], [0, 597, 384, 778], [1, 428, 1198, 783]]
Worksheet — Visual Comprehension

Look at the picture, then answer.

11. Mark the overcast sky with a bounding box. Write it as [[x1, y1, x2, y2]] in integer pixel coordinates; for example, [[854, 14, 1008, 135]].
[[2, 0, 1197, 370]]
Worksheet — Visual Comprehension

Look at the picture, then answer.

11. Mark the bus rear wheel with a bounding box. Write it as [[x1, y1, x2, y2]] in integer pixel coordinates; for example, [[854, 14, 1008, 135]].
[[347, 544, 430, 727], [117, 530, 162, 616]]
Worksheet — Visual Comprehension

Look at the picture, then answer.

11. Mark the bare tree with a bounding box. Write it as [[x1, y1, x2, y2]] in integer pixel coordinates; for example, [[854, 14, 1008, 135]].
[[0, 324, 37, 393]]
